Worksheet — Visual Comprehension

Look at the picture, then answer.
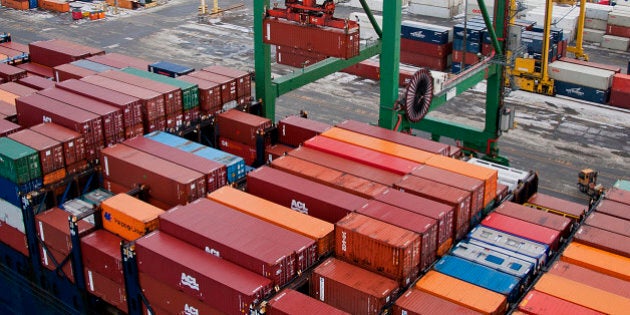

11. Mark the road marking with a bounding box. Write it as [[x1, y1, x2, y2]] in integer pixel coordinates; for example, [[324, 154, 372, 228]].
[[106, 44, 120, 49]]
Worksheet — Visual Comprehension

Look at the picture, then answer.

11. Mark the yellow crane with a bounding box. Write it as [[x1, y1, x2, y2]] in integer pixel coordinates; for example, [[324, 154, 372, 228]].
[[559, 0, 589, 61]]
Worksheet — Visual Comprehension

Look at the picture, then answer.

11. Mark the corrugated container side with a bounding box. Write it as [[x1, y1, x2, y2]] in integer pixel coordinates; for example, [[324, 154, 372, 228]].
[[0, 137, 41, 184], [202, 65, 251, 98], [29, 123, 85, 166], [177, 75, 221, 115], [80, 229, 125, 285], [596, 199, 630, 221], [0, 219, 29, 256], [393, 287, 481, 315], [573, 225, 630, 257], [120, 67, 199, 111], [218, 137, 257, 166], [495, 201, 573, 240], [548, 61, 614, 90], [585, 211, 630, 238], [15, 62, 54, 79], [481, 212, 562, 252], [17, 75, 55, 90], [518, 290, 605, 315], [0, 81, 37, 99], [35, 207, 94, 255], [7, 129, 64, 176], [138, 272, 223, 315], [85, 268, 127, 313], [40, 244, 75, 283], [100, 193, 164, 241], [278, 115, 331, 147], [188, 70, 235, 104], [468, 226, 549, 267], [525, 192, 588, 222], [561, 242, 630, 281], [549, 260, 630, 299], [265, 144, 293, 163], [0, 63, 27, 82], [0, 119, 21, 137], [216, 109, 272, 146], [267, 289, 350, 315]]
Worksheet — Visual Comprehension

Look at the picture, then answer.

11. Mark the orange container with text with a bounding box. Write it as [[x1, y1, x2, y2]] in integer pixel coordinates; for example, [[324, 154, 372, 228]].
[[101, 193, 164, 241]]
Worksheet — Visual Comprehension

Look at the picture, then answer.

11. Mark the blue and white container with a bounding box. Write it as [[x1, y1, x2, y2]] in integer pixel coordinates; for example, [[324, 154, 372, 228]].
[[451, 240, 535, 281], [468, 225, 549, 268], [401, 20, 452, 45], [554, 81, 610, 104]]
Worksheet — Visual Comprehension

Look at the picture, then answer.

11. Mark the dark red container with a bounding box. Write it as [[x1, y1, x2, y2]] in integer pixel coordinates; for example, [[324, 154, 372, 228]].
[[278, 115, 331, 147], [304, 136, 419, 175], [123, 136, 226, 192], [609, 89, 630, 109], [481, 212, 561, 252], [357, 201, 438, 270], [178, 75, 222, 115], [85, 268, 127, 313], [336, 120, 450, 156], [86, 53, 151, 70], [394, 287, 481, 315], [400, 50, 449, 71], [216, 109, 272, 146], [160, 199, 317, 287], [452, 50, 481, 63], [267, 289, 350, 315], [288, 146, 403, 186], [549, 260, 630, 299], [0, 119, 22, 137], [605, 188, 630, 206], [526, 193, 588, 223], [189, 70, 236, 104], [263, 18, 360, 59], [35, 207, 94, 254], [53, 63, 96, 82], [202, 65, 251, 98], [139, 272, 223, 315], [30, 123, 86, 165], [265, 144, 293, 162], [0, 41, 29, 53], [8, 129, 65, 175], [80, 229, 124, 284], [518, 290, 606, 315], [597, 200, 630, 223], [0, 81, 37, 97], [38, 87, 125, 146], [573, 225, 630, 257], [15, 93, 103, 160], [395, 175, 471, 241], [56, 79, 144, 139], [482, 42, 495, 55], [341, 58, 381, 81], [134, 231, 274, 313], [15, 62, 54, 79], [400, 38, 453, 58], [310, 258, 399, 315], [17, 75, 55, 90], [218, 136, 257, 166], [494, 201, 573, 240], [50, 39, 104, 57], [28, 39, 90, 67], [40, 245, 74, 283], [0, 63, 27, 82], [247, 166, 368, 223], [276, 45, 328, 68], [0, 221, 28, 257], [100, 144, 206, 208], [607, 24, 630, 38]]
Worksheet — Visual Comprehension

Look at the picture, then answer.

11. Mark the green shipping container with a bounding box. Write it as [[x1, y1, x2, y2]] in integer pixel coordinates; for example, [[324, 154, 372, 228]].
[[0, 137, 41, 184], [614, 180, 630, 192], [121, 67, 199, 111]]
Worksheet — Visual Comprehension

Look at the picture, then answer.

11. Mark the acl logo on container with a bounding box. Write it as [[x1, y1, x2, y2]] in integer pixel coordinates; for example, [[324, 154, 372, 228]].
[[180, 273, 200, 291], [184, 304, 199, 315], [291, 199, 308, 214]]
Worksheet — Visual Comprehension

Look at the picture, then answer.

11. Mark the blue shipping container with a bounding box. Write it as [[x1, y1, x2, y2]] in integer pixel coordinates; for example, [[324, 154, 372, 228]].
[[453, 38, 481, 54], [453, 23, 484, 42], [401, 21, 450, 45], [451, 240, 535, 280], [434, 255, 522, 302], [0, 176, 42, 208], [554, 81, 610, 104], [148, 61, 195, 78], [531, 25, 564, 43]]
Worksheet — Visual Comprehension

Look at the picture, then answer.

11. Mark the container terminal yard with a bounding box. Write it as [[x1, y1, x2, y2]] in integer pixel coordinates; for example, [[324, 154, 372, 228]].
[[0, 0, 629, 314]]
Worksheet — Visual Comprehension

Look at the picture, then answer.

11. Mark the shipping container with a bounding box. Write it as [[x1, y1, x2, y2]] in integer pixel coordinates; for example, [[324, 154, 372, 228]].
[[30, 123, 85, 166], [100, 193, 164, 241], [401, 38, 453, 59], [49, 39, 104, 57], [134, 231, 274, 314], [148, 61, 194, 78], [310, 258, 399, 315], [518, 290, 605, 315], [481, 212, 562, 254], [267, 289, 350, 315], [70, 59, 117, 73], [177, 75, 222, 115], [400, 20, 452, 45], [466, 157, 539, 204], [278, 115, 331, 147], [0, 99, 17, 119], [549, 260, 630, 299], [86, 53, 152, 71], [84, 268, 127, 313], [0, 175, 42, 208], [216, 109, 272, 146], [53, 63, 96, 82], [400, 51, 450, 71], [121, 67, 199, 112], [276, 44, 328, 68], [17, 75, 55, 90], [596, 199, 630, 221], [549, 61, 614, 91], [100, 144, 206, 208], [188, 70, 236, 104], [605, 188, 630, 206], [202, 65, 251, 98], [15, 62, 54, 79], [28, 39, 90, 67], [35, 207, 94, 255], [573, 225, 630, 257], [451, 240, 535, 281], [40, 244, 74, 283], [265, 143, 293, 162], [0, 218, 28, 256], [561, 242, 630, 282], [0, 136, 41, 184], [138, 272, 223, 315], [585, 211, 630, 238], [0, 81, 37, 99], [246, 166, 368, 223], [525, 193, 588, 222], [468, 226, 549, 268], [393, 287, 481, 315], [207, 186, 335, 258], [0, 119, 21, 137], [0, 197, 25, 233], [554, 80, 610, 104], [415, 271, 508, 315], [0, 63, 27, 82], [494, 201, 573, 241], [60, 198, 96, 225], [80, 229, 124, 284]]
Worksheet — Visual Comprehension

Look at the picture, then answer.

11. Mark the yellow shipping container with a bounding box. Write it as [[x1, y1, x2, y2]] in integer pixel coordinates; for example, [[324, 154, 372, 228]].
[[101, 193, 164, 241]]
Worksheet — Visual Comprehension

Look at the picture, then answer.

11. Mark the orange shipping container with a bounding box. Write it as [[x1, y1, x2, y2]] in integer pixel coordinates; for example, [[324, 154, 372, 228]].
[[415, 271, 507, 315], [424, 155, 498, 207], [207, 186, 335, 257], [534, 273, 630, 315], [561, 242, 630, 282], [0, 90, 19, 105], [101, 194, 164, 241], [321, 127, 434, 164], [41, 0, 70, 12]]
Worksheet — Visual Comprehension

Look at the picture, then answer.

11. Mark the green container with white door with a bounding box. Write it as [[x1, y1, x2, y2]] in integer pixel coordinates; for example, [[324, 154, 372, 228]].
[[0, 137, 41, 184]]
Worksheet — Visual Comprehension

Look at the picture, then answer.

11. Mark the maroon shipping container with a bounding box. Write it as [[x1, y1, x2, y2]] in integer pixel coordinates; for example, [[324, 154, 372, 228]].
[[0, 81, 37, 97], [393, 287, 481, 315], [263, 18, 360, 59], [267, 289, 351, 315], [160, 199, 317, 287], [85, 268, 127, 313], [452, 50, 482, 63], [0, 119, 22, 137], [100, 144, 206, 207], [400, 38, 453, 58], [0, 63, 27, 82], [35, 207, 94, 254], [311, 258, 399, 315], [276, 45, 328, 68], [53, 63, 96, 82], [357, 201, 438, 271], [86, 53, 152, 70], [400, 50, 449, 71], [265, 143, 293, 162], [177, 75, 221, 115], [336, 213, 421, 285], [38, 87, 124, 146], [574, 225, 630, 257], [55, 79, 144, 138], [123, 136, 226, 192], [549, 260, 630, 299], [606, 188, 630, 206], [336, 120, 450, 156], [17, 75, 55, 90], [597, 199, 630, 221], [481, 212, 562, 252], [218, 136, 257, 166], [40, 245, 75, 282], [518, 290, 605, 315], [247, 166, 368, 223], [134, 231, 274, 314], [28, 40, 90, 67], [80, 229, 124, 285], [216, 109, 272, 146], [30, 123, 86, 166], [395, 175, 471, 241], [49, 39, 104, 57], [202, 65, 251, 99], [278, 115, 331, 147], [609, 89, 630, 109], [189, 70, 236, 104], [341, 58, 381, 81], [304, 136, 420, 175], [0, 41, 29, 53], [288, 146, 403, 186], [15, 62, 54, 79], [8, 129, 65, 175], [0, 221, 28, 257], [15, 93, 103, 160], [139, 272, 223, 315], [526, 193, 588, 223], [494, 201, 573, 241], [607, 24, 630, 38]]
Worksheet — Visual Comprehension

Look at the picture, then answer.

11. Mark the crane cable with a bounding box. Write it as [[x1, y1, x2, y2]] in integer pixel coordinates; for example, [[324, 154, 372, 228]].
[[402, 68, 433, 123]]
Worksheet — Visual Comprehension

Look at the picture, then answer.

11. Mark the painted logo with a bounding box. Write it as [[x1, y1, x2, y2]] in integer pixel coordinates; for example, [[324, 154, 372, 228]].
[[180, 273, 200, 291], [290, 199, 308, 214]]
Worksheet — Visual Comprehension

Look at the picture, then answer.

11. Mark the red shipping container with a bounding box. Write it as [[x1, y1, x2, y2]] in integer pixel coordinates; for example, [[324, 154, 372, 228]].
[[28, 39, 90, 67], [30, 123, 85, 166], [100, 144, 206, 207], [586, 211, 630, 238], [38, 87, 125, 146], [613, 73, 630, 91], [0, 63, 27, 82], [263, 18, 360, 59], [574, 225, 630, 257], [549, 260, 630, 299], [218, 136, 257, 166], [605, 188, 630, 206], [178, 75, 222, 115], [17, 75, 55, 90], [494, 201, 573, 240], [304, 136, 420, 175], [341, 58, 381, 81], [0, 81, 37, 97], [8, 129, 65, 175], [0, 220, 28, 257], [53, 63, 96, 82], [0, 45, 27, 61], [139, 272, 223, 315], [216, 109, 273, 146], [481, 212, 561, 252], [606, 24, 630, 38], [609, 89, 630, 109], [525, 192, 587, 223], [159, 199, 315, 287], [247, 166, 368, 223], [400, 50, 449, 71], [189, 70, 237, 104], [49, 39, 104, 57], [0, 100, 17, 119], [278, 115, 331, 147], [35, 207, 94, 255], [124, 136, 226, 192], [357, 201, 437, 271], [452, 49, 481, 63], [311, 258, 399, 315], [86, 53, 152, 70], [202, 65, 251, 98], [265, 144, 293, 162], [276, 45, 328, 68], [40, 245, 74, 283], [393, 287, 481, 315], [395, 175, 471, 241], [401, 38, 453, 58], [134, 231, 274, 313], [0, 41, 29, 53], [56, 79, 144, 139], [85, 268, 127, 313], [15, 62, 54, 79], [0, 120, 20, 138], [518, 290, 605, 315], [15, 93, 103, 161], [268, 289, 350, 315], [80, 229, 124, 285], [482, 42, 495, 56], [597, 199, 630, 220]]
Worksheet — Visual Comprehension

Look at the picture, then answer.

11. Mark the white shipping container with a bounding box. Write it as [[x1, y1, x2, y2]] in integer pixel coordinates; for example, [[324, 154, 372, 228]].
[[608, 11, 630, 27], [583, 28, 605, 44], [601, 35, 630, 51], [408, 3, 460, 18], [465, 1, 495, 20], [585, 3, 614, 21], [549, 61, 615, 90], [584, 18, 608, 31], [0, 199, 24, 233], [348, 12, 383, 40], [342, 0, 385, 10], [410, 0, 460, 8]]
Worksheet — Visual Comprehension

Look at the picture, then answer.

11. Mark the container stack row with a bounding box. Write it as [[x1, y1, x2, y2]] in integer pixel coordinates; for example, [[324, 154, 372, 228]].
[[582, 3, 630, 52]]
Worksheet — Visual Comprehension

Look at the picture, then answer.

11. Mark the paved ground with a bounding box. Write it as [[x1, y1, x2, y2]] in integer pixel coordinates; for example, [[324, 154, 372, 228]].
[[1, 0, 628, 204]]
